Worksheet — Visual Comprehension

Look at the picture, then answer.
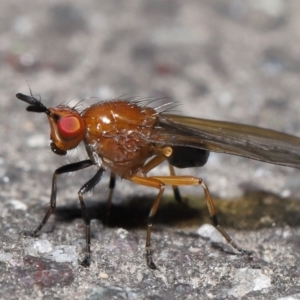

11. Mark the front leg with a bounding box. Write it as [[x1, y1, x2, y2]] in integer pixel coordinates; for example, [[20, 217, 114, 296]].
[[77, 167, 106, 267], [25, 160, 94, 237]]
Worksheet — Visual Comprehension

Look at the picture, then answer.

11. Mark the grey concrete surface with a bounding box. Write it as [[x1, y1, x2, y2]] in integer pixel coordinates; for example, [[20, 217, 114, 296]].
[[1, 1, 300, 299]]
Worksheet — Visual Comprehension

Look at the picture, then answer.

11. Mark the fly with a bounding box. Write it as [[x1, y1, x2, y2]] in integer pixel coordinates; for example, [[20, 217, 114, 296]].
[[16, 92, 300, 269]]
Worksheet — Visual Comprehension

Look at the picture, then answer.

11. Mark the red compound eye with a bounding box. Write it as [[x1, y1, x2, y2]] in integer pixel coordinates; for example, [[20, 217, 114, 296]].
[[57, 116, 82, 140]]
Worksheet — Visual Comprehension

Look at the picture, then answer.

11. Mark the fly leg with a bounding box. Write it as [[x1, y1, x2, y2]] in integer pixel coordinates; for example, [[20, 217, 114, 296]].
[[26, 160, 94, 237], [168, 164, 183, 203], [142, 153, 183, 202], [105, 172, 116, 225], [78, 167, 105, 267], [199, 180, 252, 257], [130, 175, 165, 269], [151, 175, 253, 257]]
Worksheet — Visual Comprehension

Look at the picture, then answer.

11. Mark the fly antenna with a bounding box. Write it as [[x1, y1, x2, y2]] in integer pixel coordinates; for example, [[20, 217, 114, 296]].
[[16, 93, 50, 114]]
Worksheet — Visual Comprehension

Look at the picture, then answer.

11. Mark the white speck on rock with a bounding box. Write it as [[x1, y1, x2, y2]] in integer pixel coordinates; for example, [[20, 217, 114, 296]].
[[196, 224, 224, 243], [10, 199, 27, 210], [47, 245, 78, 266], [228, 268, 271, 297], [29, 239, 54, 254], [0, 252, 13, 262]]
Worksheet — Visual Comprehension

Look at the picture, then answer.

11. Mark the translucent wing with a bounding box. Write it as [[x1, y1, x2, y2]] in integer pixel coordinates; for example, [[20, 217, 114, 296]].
[[151, 114, 300, 169]]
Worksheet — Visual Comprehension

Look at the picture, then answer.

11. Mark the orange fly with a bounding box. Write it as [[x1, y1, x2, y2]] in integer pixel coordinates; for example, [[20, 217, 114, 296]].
[[16, 92, 300, 268]]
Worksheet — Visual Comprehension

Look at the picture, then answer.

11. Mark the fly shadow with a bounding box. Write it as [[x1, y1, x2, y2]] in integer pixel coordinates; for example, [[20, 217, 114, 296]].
[[53, 194, 201, 229], [51, 190, 300, 230]]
